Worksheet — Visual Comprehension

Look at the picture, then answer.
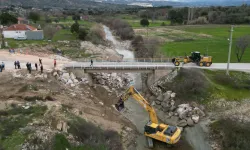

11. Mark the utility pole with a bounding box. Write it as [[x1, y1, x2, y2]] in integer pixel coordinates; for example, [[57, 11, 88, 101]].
[[226, 25, 234, 75]]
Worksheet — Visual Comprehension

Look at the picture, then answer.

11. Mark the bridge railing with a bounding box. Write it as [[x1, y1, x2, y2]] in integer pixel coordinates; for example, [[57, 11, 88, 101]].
[[76, 58, 172, 62]]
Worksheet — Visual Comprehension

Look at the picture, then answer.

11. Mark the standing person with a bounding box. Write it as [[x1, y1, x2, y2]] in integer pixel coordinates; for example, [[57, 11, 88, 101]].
[[90, 59, 93, 66], [39, 58, 42, 66], [17, 61, 21, 69], [1, 62, 4, 70], [29, 63, 32, 74], [40, 65, 43, 74], [0, 64, 2, 72], [35, 63, 38, 71], [54, 59, 56, 68], [14, 61, 17, 69], [26, 62, 29, 70]]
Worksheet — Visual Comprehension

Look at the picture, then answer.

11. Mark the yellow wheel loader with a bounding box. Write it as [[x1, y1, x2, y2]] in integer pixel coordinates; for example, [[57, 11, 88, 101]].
[[172, 51, 212, 67], [115, 86, 181, 148]]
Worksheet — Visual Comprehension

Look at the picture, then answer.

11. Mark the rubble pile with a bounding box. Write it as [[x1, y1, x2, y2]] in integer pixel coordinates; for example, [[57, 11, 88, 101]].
[[52, 70, 88, 87], [152, 91, 206, 127], [92, 73, 133, 89]]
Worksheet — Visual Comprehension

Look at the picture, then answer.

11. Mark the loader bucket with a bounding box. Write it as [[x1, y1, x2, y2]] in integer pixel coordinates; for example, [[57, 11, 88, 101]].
[[115, 101, 124, 111]]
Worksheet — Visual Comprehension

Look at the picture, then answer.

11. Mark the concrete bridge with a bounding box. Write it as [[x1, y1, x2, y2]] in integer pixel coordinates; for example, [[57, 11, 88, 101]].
[[64, 61, 250, 73]]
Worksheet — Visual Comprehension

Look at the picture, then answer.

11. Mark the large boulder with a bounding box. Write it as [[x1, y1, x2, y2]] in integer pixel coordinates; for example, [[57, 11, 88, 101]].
[[163, 92, 171, 101], [171, 93, 176, 98], [177, 119, 188, 127], [66, 79, 73, 85], [161, 102, 169, 108], [193, 107, 206, 117], [192, 115, 200, 123], [70, 72, 76, 80], [187, 118, 194, 126], [62, 73, 70, 80], [155, 100, 161, 105], [156, 95, 164, 102]]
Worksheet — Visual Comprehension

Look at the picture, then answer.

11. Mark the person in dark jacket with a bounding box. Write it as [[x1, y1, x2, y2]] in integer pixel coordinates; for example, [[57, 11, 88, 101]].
[[40, 65, 43, 74], [35, 63, 38, 71], [17, 61, 21, 69], [14, 61, 17, 69], [26, 62, 29, 70], [1, 62, 5, 70]]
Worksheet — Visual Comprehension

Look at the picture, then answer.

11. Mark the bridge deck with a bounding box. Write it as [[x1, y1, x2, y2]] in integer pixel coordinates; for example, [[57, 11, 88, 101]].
[[64, 62, 250, 72]]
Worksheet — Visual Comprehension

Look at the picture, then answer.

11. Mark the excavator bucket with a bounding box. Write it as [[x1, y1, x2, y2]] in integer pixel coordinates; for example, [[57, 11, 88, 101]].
[[115, 101, 124, 111]]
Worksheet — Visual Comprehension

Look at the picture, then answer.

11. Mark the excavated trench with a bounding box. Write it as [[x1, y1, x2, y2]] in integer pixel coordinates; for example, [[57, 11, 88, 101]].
[[103, 25, 211, 150]]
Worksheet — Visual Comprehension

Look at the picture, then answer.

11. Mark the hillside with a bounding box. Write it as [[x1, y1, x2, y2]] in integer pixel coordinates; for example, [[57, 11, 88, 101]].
[[1, 0, 134, 9]]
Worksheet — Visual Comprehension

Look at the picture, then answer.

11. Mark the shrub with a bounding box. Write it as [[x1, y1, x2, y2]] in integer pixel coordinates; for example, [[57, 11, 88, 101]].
[[86, 24, 105, 45], [187, 17, 209, 25], [106, 19, 134, 40], [163, 69, 209, 101], [44, 25, 59, 40], [211, 118, 250, 150], [68, 117, 123, 150], [161, 22, 166, 26], [78, 28, 88, 40]]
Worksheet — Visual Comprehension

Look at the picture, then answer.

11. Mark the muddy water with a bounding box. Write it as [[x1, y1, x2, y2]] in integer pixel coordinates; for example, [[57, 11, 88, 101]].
[[103, 25, 210, 150]]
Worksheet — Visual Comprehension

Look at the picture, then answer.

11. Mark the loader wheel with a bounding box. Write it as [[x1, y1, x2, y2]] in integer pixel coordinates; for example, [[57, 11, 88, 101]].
[[174, 61, 180, 66], [199, 62, 203, 66], [206, 62, 211, 67]]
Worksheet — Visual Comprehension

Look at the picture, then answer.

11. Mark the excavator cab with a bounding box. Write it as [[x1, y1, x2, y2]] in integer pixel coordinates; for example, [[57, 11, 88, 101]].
[[115, 97, 125, 111]]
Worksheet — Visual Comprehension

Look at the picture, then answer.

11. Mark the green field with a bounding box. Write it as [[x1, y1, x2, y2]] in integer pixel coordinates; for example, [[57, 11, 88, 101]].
[[52, 29, 77, 41], [127, 19, 171, 28], [159, 25, 250, 63]]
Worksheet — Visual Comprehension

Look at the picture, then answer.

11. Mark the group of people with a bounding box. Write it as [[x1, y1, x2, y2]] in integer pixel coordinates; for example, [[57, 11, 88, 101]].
[[9, 49, 16, 54], [0, 58, 57, 74], [26, 58, 44, 74], [0, 62, 5, 72], [14, 61, 21, 69]]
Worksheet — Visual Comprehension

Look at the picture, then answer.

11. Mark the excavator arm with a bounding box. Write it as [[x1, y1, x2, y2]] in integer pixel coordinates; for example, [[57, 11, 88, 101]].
[[115, 86, 158, 124]]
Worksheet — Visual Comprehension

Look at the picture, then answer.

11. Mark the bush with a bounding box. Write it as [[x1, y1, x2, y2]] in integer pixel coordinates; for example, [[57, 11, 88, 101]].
[[211, 118, 250, 150], [68, 117, 122, 150], [86, 24, 105, 45], [132, 36, 160, 58], [78, 28, 88, 40], [187, 17, 209, 25], [44, 25, 58, 40], [163, 69, 209, 101], [161, 22, 166, 26], [106, 19, 134, 40]]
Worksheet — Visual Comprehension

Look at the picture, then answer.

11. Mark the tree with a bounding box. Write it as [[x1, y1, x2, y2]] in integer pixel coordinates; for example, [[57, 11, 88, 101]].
[[54, 18, 59, 23], [0, 13, 17, 25], [235, 35, 250, 62], [72, 14, 80, 21], [168, 9, 183, 24], [140, 19, 149, 27], [70, 21, 79, 33], [28, 12, 40, 23], [78, 28, 88, 40]]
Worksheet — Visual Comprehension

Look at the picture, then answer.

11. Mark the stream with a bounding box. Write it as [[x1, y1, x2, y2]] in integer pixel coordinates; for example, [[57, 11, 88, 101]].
[[103, 25, 211, 150]]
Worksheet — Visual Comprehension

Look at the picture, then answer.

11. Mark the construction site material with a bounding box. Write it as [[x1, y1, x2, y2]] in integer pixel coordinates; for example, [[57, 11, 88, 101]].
[[115, 86, 181, 148]]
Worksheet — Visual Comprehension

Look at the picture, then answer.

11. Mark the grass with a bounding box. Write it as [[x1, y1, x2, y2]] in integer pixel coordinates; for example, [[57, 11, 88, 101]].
[[52, 29, 77, 41], [205, 70, 250, 101], [126, 19, 171, 28], [0, 106, 47, 149], [163, 69, 250, 103], [159, 25, 250, 63], [6, 39, 49, 48], [210, 118, 250, 150]]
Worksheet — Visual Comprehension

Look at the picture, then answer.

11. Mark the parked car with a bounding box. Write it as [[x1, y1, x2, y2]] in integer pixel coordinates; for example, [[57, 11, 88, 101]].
[[14, 36, 27, 40]]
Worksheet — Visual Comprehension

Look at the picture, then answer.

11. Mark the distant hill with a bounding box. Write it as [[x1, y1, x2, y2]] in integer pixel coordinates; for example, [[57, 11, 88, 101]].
[[1, 0, 249, 8]]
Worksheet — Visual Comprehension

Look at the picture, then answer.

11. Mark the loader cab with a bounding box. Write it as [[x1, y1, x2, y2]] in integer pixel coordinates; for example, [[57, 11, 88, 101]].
[[190, 51, 201, 62]]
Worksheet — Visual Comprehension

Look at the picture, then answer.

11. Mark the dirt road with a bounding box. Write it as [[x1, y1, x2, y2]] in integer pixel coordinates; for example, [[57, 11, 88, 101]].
[[0, 51, 69, 70]]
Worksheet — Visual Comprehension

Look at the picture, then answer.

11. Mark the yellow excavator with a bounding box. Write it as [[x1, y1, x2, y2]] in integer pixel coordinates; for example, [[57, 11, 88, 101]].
[[115, 86, 181, 148]]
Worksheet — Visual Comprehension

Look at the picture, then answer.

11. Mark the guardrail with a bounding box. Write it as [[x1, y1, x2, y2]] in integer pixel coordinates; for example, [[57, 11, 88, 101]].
[[74, 58, 173, 63]]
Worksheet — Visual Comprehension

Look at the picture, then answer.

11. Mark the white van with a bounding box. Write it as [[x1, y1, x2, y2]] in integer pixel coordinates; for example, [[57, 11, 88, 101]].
[[14, 36, 27, 40]]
